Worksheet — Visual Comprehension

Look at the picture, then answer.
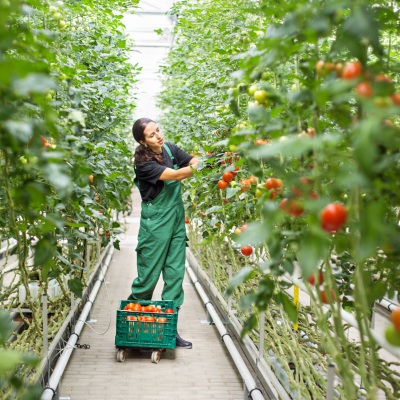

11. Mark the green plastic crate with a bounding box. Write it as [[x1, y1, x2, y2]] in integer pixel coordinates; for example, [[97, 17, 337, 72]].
[[115, 300, 177, 349]]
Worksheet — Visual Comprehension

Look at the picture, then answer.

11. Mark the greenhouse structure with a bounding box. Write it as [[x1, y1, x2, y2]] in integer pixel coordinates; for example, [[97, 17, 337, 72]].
[[1, 0, 400, 399]]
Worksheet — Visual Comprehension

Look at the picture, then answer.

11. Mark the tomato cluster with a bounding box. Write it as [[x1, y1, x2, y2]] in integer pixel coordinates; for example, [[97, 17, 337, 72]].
[[123, 302, 174, 323], [217, 168, 238, 189]]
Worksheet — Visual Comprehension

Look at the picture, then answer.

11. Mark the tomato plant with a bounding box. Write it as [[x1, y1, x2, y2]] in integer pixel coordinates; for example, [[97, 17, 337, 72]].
[[159, 0, 400, 397], [0, 0, 139, 393]]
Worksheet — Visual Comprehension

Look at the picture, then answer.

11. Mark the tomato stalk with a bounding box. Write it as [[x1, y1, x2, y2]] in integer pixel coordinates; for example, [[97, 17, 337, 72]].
[[353, 259, 380, 393], [2, 150, 41, 336], [307, 256, 358, 398], [349, 184, 380, 392]]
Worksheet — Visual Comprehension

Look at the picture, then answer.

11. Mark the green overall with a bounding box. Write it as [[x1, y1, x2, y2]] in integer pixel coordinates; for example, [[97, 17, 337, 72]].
[[129, 146, 187, 307]]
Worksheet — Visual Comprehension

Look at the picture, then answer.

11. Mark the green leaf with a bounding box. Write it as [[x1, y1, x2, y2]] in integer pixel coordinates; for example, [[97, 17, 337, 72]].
[[241, 313, 258, 338], [33, 238, 54, 271], [43, 163, 71, 195], [298, 229, 330, 279], [0, 349, 23, 374], [229, 98, 240, 116], [235, 221, 269, 246], [4, 121, 33, 143], [113, 239, 120, 250], [205, 206, 222, 215], [275, 291, 298, 324], [226, 266, 257, 296], [12, 74, 56, 96], [226, 187, 240, 199], [355, 200, 386, 261], [68, 278, 83, 298]]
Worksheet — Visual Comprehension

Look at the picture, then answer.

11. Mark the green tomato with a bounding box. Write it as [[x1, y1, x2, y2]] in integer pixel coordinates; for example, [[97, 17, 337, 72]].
[[254, 90, 267, 103], [248, 84, 258, 96], [385, 325, 400, 346], [53, 12, 62, 20], [229, 144, 237, 152], [45, 93, 53, 102], [19, 156, 28, 165]]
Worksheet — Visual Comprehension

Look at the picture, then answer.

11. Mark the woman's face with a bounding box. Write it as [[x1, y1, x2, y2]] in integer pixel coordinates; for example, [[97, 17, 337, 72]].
[[141, 121, 164, 153]]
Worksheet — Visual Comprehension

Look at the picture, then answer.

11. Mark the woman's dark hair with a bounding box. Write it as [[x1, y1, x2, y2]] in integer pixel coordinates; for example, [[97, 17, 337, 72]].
[[132, 117, 164, 164]]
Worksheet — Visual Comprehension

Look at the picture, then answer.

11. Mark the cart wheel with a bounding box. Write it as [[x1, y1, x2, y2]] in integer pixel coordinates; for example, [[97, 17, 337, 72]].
[[116, 349, 127, 363], [151, 350, 161, 364]]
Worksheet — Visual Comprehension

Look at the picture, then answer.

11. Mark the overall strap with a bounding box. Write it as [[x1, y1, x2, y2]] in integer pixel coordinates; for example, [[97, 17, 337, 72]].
[[163, 143, 179, 170]]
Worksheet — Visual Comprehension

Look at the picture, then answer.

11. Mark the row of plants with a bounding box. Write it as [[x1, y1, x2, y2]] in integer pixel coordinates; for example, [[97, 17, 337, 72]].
[[0, 0, 138, 397], [159, 0, 400, 398]]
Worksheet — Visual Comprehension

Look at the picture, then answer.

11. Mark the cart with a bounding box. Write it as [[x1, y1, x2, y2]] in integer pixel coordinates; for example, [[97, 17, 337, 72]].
[[115, 299, 177, 364]]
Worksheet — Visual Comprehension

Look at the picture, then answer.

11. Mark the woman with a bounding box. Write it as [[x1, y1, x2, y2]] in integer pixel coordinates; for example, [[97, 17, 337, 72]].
[[128, 117, 200, 349]]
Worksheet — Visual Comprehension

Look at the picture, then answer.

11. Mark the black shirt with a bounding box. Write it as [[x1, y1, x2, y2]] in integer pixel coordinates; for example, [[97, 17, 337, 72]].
[[135, 142, 193, 201]]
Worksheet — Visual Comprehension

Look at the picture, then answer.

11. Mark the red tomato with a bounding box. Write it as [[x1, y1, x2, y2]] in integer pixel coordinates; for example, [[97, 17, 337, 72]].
[[240, 245, 253, 256], [185, 217, 190, 224], [334, 62, 344, 77], [265, 178, 283, 199], [144, 316, 155, 322], [391, 93, 400, 105], [124, 302, 139, 311], [126, 316, 137, 321], [320, 289, 336, 304], [280, 198, 304, 217], [217, 180, 229, 189], [138, 316, 146, 322], [320, 203, 348, 233], [241, 223, 248, 232], [165, 308, 174, 314], [391, 308, 400, 332], [307, 127, 315, 137], [265, 177, 283, 190], [342, 61, 363, 80], [145, 305, 156, 312], [356, 81, 373, 98], [222, 171, 235, 182], [375, 74, 392, 83], [157, 317, 167, 323], [240, 179, 251, 191], [306, 270, 324, 286]]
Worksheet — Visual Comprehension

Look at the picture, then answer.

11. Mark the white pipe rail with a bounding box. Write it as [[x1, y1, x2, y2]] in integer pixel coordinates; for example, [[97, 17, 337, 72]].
[[37, 242, 112, 378], [186, 262, 265, 400], [41, 247, 114, 400], [186, 250, 290, 400]]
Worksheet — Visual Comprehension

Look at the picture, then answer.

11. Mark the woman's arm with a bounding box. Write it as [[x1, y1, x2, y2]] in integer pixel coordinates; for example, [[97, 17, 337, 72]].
[[159, 157, 200, 181]]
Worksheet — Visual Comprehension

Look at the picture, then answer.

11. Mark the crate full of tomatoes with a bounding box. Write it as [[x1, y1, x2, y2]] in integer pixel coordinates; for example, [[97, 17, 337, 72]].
[[115, 300, 177, 349]]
